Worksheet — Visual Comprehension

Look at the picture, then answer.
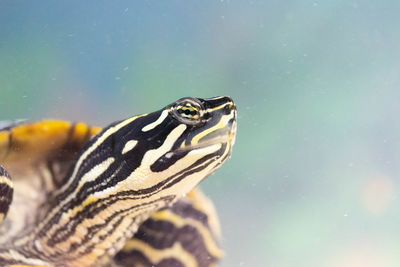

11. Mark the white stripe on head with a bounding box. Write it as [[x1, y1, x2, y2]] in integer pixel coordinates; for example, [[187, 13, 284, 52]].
[[142, 110, 169, 132], [141, 124, 187, 167], [77, 157, 115, 187], [122, 140, 138, 154]]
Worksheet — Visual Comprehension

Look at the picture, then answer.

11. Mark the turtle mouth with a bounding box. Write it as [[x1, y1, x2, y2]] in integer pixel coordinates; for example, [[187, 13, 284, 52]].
[[175, 137, 228, 153], [175, 125, 236, 153]]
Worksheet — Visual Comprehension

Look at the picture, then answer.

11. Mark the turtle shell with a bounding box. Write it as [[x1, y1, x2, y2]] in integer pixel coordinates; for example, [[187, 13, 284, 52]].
[[0, 120, 222, 267], [0, 120, 101, 179]]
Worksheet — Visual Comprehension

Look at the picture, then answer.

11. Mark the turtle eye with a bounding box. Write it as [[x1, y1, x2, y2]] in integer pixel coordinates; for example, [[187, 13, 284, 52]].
[[177, 104, 200, 119], [172, 98, 204, 125]]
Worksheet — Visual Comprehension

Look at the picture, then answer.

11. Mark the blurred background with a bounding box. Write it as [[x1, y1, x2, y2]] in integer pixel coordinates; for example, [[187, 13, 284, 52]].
[[1, 1, 400, 266]]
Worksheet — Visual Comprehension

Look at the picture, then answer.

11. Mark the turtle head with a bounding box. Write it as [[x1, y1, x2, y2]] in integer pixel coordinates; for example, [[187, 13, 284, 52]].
[[111, 96, 237, 196]]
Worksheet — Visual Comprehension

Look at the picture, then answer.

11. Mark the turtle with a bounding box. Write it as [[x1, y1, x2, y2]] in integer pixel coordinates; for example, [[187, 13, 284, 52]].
[[0, 96, 237, 267]]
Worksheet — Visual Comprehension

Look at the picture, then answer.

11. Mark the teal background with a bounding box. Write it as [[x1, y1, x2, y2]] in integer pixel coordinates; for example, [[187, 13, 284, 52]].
[[1, 1, 400, 266]]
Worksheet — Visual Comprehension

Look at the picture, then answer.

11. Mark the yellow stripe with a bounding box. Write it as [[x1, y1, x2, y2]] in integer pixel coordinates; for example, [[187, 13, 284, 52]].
[[191, 113, 233, 145], [205, 102, 232, 113], [150, 209, 224, 258], [123, 239, 198, 267], [71, 194, 98, 216], [186, 189, 221, 239], [0, 175, 13, 188]]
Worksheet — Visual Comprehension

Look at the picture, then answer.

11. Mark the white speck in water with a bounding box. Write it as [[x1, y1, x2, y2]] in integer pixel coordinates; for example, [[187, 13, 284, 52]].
[[115, 77, 121, 80], [123, 66, 129, 71], [344, 213, 348, 217]]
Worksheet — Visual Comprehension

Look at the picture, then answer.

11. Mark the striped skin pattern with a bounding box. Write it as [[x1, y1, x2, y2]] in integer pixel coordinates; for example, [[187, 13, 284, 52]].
[[115, 189, 223, 267], [0, 96, 237, 267]]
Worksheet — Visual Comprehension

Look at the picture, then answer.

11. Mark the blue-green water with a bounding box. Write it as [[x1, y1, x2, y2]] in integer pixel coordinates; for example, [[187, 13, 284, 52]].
[[1, 1, 400, 266]]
